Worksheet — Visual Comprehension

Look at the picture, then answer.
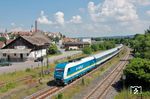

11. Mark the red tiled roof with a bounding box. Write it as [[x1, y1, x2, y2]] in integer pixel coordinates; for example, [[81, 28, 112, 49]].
[[6, 39, 13, 44], [12, 31, 33, 36], [0, 41, 5, 48]]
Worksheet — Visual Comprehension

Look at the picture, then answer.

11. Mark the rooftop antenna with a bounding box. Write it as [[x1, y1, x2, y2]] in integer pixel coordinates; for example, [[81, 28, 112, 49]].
[[5, 28, 7, 33], [35, 20, 37, 32]]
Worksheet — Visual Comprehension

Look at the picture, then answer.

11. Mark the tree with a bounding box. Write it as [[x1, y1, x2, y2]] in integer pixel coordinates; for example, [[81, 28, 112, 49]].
[[53, 37, 60, 43], [48, 43, 58, 54], [91, 44, 99, 51], [99, 43, 106, 50], [124, 58, 150, 87], [82, 46, 92, 54], [0, 37, 6, 42]]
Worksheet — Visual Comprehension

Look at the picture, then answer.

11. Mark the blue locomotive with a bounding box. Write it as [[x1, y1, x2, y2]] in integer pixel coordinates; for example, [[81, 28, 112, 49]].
[[54, 44, 123, 85]]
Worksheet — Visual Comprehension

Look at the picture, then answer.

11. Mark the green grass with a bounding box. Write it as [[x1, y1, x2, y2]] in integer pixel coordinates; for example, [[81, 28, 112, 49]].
[[47, 53, 61, 58], [52, 48, 127, 99], [0, 82, 16, 93], [115, 89, 150, 99]]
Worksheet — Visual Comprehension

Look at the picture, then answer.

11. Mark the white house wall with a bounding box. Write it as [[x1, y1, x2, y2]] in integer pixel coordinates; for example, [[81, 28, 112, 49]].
[[0, 53, 28, 59], [28, 49, 46, 59]]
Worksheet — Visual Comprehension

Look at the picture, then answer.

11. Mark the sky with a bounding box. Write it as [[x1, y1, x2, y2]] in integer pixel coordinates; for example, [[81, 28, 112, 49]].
[[0, 0, 150, 37]]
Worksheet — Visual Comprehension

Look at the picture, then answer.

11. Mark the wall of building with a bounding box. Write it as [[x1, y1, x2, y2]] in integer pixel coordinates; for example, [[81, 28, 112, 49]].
[[81, 38, 91, 44], [0, 49, 46, 61], [68, 46, 79, 50], [0, 53, 29, 62], [28, 49, 46, 59]]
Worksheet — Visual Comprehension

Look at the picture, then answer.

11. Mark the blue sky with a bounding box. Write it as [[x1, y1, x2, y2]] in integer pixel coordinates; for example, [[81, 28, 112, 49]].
[[0, 0, 150, 37]]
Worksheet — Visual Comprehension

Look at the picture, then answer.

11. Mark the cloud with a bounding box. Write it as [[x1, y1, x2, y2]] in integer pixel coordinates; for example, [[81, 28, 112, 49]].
[[88, 2, 100, 21], [37, 11, 52, 25], [88, 0, 138, 22], [69, 15, 82, 24], [54, 11, 65, 25], [137, 0, 150, 6], [11, 22, 16, 26], [146, 10, 150, 16]]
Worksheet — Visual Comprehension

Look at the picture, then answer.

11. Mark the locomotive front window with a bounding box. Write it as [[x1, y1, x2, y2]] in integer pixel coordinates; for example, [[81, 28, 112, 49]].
[[56, 68, 64, 72]]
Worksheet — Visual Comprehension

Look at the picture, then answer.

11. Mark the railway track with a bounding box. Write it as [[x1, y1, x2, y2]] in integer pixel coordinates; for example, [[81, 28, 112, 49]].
[[84, 48, 130, 99], [0, 75, 33, 88], [30, 86, 60, 99], [25, 47, 128, 99]]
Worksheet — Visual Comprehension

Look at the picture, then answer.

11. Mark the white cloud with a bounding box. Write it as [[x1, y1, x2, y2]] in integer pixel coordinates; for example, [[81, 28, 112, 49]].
[[69, 15, 82, 24], [54, 11, 65, 25], [137, 0, 150, 6], [11, 22, 16, 26], [146, 10, 150, 16], [37, 11, 52, 25], [88, 2, 100, 21], [88, 0, 138, 22]]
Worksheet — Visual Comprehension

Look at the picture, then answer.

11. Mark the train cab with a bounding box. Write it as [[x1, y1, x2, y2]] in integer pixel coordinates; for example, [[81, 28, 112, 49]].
[[54, 62, 67, 85]]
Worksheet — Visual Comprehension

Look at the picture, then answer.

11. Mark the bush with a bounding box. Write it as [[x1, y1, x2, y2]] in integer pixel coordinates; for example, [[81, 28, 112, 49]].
[[48, 43, 58, 54], [124, 58, 150, 89], [56, 93, 63, 99], [25, 68, 31, 72], [91, 44, 99, 51], [82, 46, 92, 54]]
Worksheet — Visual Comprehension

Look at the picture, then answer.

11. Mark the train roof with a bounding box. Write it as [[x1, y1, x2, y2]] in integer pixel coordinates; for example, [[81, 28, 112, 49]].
[[93, 45, 122, 58], [55, 62, 68, 69], [66, 56, 94, 68], [55, 56, 94, 69]]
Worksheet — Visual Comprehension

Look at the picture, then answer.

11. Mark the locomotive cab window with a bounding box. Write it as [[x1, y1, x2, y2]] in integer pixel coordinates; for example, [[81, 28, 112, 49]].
[[56, 68, 64, 72]]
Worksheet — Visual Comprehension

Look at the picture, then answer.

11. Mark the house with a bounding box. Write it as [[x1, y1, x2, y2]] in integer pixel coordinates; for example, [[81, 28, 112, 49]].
[[11, 31, 33, 36], [62, 37, 79, 43], [80, 38, 92, 44], [0, 33, 10, 40], [63, 42, 90, 50], [0, 32, 51, 62], [47, 32, 62, 39]]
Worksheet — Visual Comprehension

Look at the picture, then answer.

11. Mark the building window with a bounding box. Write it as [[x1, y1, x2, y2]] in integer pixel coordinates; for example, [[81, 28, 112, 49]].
[[3, 53, 6, 56], [14, 53, 16, 56], [27, 53, 29, 56]]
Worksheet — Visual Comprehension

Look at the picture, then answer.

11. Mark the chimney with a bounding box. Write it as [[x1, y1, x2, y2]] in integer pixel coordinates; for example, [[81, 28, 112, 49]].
[[35, 20, 37, 32]]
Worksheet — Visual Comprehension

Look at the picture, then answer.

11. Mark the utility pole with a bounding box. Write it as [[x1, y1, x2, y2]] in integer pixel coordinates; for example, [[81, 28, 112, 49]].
[[46, 48, 49, 69], [122, 75, 127, 99]]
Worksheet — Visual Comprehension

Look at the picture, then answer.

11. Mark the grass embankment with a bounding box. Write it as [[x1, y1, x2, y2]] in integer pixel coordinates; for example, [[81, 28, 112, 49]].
[[115, 89, 150, 99], [0, 53, 86, 98], [52, 47, 127, 99], [0, 65, 54, 96]]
